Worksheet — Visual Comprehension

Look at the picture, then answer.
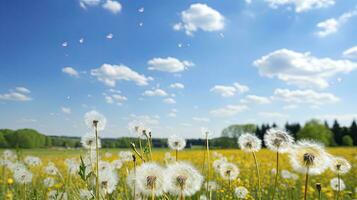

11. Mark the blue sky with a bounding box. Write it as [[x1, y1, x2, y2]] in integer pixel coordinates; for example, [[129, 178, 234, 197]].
[[1, 0, 357, 138]]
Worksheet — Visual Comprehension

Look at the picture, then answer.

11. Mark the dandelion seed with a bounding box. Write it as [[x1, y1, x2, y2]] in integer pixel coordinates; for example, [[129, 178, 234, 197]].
[[329, 156, 351, 174], [13, 169, 32, 184], [213, 158, 227, 172], [238, 133, 261, 153], [165, 162, 203, 197], [264, 128, 294, 153], [44, 162, 59, 175], [81, 133, 100, 149], [219, 162, 239, 181], [235, 186, 249, 199], [84, 110, 107, 131], [135, 163, 165, 197], [168, 135, 186, 151]]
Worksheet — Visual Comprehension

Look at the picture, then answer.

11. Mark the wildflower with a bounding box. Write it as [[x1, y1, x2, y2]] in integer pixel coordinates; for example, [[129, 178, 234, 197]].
[[238, 133, 261, 152], [111, 159, 123, 169], [47, 190, 68, 200], [219, 162, 239, 180], [128, 120, 145, 137], [24, 156, 42, 167], [64, 158, 79, 175], [289, 140, 330, 175], [13, 169, 32, 184], [43, 177, 56, 188], [330, 177, 346, 191], [84, 110, 107, 131], [7, 178, 13, 185], [3, 150, 16, 161], [99, 170, 118, 195], [168, 135, 186, 151], [135, 163, 165, 197], [206, 181, 219, 191], [213, 157, 227, 172], [119, 151, 133, 162], [235, 186, 249, 199], [264, 128, 294, 153], [165, 162, 203, 197], [329, 156, 351, 174], [44, 162, 59, 175], [79, 188, 93, 200], [81, 133, 101, 149]]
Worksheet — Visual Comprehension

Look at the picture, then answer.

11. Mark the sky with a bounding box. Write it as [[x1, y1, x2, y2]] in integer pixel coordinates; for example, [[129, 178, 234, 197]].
[[1, 0, 357, 138]]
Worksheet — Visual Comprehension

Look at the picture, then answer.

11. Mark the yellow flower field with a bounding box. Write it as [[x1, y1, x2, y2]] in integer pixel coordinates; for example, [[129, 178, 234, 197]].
[[0, 147, 356, 200]]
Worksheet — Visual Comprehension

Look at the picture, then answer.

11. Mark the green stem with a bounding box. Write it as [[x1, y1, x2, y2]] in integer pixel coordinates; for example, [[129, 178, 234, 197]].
[[337, 172, 340, 200], [95, 126, 100, 200], [175, 150, 178, 161], [304, 167, 310, 200], [272, 151, 279, 200], [252, 152, 262, 200], [206, 135, 210, 193]]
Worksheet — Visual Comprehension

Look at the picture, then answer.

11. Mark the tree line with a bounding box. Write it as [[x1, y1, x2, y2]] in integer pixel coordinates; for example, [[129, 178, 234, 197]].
[[0, 119, 356, 149]]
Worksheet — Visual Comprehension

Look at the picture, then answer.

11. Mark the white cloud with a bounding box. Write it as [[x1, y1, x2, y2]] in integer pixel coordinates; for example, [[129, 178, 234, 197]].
[[163, 98, 176, 104], [106, 33, 113, 39], [245, 0, 252, 4], [265, 0, 334, 13], [15, 87, 30, 94], [102, 0, 122, 14], [142, 89, 168, 97], [254, 49, 357, 89], [62, 42, 68, 47], [62, 67, 79, 78], [0, 87, 32, 101], [192, 117, 210, 122], [104, 93, 127, 105], [258, 112, 289, 118], [210, 82, 249, 97], [316, 9, 357, 37], [61, 107, 71, 114], [147, 57, 194, 73], [79, 0, 101, 9], [273, 88, 339, 105], [173, 3, 225, 36], [210, 104, 248, 117], [130, 114, 159, 125], [170, 83, 185, 89], [343, 46, 357, 59], [283, 104, 298, 110], [241, 95, 271, 104], [91, 64, 152, 87]]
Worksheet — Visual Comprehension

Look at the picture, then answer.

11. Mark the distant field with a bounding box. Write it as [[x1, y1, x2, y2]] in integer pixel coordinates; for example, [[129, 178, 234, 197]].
[[1, 147, 356, 199]]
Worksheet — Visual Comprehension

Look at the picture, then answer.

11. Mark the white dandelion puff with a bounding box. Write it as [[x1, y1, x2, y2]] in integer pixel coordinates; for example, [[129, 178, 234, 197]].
[[219, 162, 239, 180], [264, 128, 294, 153], [24, 156, 42, 167], [168, 135, 186, 151], [84, 110, 107, 131], [79, 188, 93, 200], [43, 177, 56, 188], [213, 157, 227, 172], [119, 151, 133, 162], [329, 156, 351, 174], [135, 162, 166, 196], [234, 186, 249, 199], [111, 159, 123, 169], [238, 133, 262, 153], [165, 162, 203, 197], [44, 162, 59, 175], [81, 133, 101, 149], [14, 168, 33, 184], [330, 177, 346, 191]]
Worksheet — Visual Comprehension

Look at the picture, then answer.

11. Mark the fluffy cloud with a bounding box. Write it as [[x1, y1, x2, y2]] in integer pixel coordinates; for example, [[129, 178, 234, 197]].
[[142, 89, 168, 97], [170, 83, 185, 89], [61, 107, 71, 114], [102, 0, 122, 14], [79, 0, 101, 9], [163, 98, 176, 104], [130, 114, 160, 125], [91, 64, 152, 87], [0, 87, 32, 101], [265, 0, 334, 13], [343, 46, 357, 59], [192, 117, 210, 122], [210, 104, 248, 117], [273, 88, 339, 105], [241, 95, 271, 104], [104, 92, 127, 105], [147, 57, 193, 73], [316, 9, 357, 37], [210, 82, 249, 97], [62, 67, 79, 78], [253, 49, 357, 89], [173, 3, 225, 36]]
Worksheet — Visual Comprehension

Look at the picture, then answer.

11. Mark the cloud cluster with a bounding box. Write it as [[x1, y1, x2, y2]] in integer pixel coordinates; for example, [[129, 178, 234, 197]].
[[273, 88, 339, 105], [210, 104, 248, 117], [265, 0, 334, 13], [170, 83, 185, 89], [80, 0, 121, 14], [316, 8, 357, 37], [142, 89, 168, 97], [91, 64, 152, 87], [0, 87, 32, 102], [241, 95, 271, 104], [62, 67, 79, 78], [343, 46, 357, 59], [104, 91, 127, 106], [148, 57, 194, 73], [61, 107, 72, 114], [254, 49, 357, 89], [173, 3, 225, 36], [210, 82, 249, 97]]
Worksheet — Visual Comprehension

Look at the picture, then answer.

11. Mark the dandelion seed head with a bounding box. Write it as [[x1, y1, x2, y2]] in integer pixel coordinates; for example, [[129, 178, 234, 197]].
[[168, 135, 186, 151], [14, 168, 32, 184], [81, 133, 100, 149], [329, 156, 351, 174], [264, 128, 294, 153], [79, 188, 93, 200], [119, 151, 133, 162], [111, 159, 123, 169], [213, 158, 227, 172], [238, 133, 262, 153], [234, 186, 249, 199], [84, 110, 107, 131], [135, 162, 165, 196], [44, 162, 59, 175], [219, 162, 239, 180], [24, 156, 42, 167], [43, 177, 56, 188], [330, 177, 346, 191]]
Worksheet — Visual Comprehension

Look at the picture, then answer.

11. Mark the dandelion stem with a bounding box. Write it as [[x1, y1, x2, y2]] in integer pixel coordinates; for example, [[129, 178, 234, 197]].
[[206, 134, 210, 193], [175, 150, 178, 161], [272, 151, 279, 200], [147, 135, 153, 161], [2, 165, 6, 195], [304, 167, 310, 200], [252, 152, 262, 200], [151, 187, 155, 200], [337, 172, 340, 200], [95, 125, 100, 200]]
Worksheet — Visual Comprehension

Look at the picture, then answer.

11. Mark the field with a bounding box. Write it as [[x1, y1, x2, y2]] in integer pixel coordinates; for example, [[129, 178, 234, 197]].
[[0, 147, 356, 200]]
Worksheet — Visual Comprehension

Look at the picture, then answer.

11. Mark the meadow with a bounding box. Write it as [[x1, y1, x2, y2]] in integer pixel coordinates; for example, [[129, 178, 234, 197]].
[[0, 147, 356, 200]]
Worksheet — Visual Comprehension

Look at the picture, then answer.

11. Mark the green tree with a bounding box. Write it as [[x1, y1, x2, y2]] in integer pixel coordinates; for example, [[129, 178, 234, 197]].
[[297, 120, 334, 146], [221, 124, 256, 138], [342, 135, 353, 146], [332, 120, 342, 145], [350, 120, 357, 146], [0, 132, 8, 147]]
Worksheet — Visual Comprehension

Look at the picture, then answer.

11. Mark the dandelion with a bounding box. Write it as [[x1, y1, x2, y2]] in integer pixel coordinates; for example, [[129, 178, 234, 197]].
[[201, 127, 212, 194], [24, 156, 42, 167], [84, 110, 106, 200], [3, 150, 16, 161], [47, 190, 68, 200], [238, 133, 262, 200], [330, 177, 346, 191], [135, 163, 165, 199], [329, 156, 351, 174], [264, 128, 294, 200], [64, 158, 79, 175], [44, 162, 59, 175], [13, 168, 32, 184], [288, 140, 330, 200], [43, 177, 56, 188], [213, 157, 227, 172], [165, 162, 203, 200], [111, 160, 123, 169], [99, 170, 118, 196], [235, 186, 249, 199], [81, 133, 100, 149], [316, 183, 322, 200], [219, 162, 239, 188], [168, 135, 186, 161], [119, 151, 134, 162], [79, 188, 93, 200], [199, 195, 208, 200]]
